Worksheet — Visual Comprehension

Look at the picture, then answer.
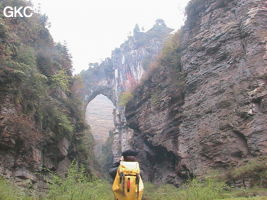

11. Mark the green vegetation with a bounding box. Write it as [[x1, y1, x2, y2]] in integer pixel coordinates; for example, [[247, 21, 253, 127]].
[[226, 157, 267, 187], [140, 29, 183, 85], [144, 179, 225, 200], [0, 22, 7, 39], [45, 163, 112, 200], [160, 31, 182, 71], [74, 127, 98, 173], [39, 102, 74, 136], [98, 131, 114, 177], [144, 179, 267, 200], [0, 178, 32, 200], [0, 164, 113, 200], [0, 0, 95, 173], [1, 173, 267, 200], [16, 45, 37, 67], [118, 92, 133, 106], [151, 92, 160, 106], [50, 70, 71, 93], [222, 198, 267, 200]]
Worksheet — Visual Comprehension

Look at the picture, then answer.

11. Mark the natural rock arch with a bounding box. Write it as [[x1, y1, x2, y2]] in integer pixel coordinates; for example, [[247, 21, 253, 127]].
[[84, 86, 116, 108], [73, 20, 173, 161], [76, 59, 116, 108]]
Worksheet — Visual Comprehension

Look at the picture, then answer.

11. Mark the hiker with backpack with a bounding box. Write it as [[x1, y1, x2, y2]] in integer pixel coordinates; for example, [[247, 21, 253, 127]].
[[109, 150, 144, 200]]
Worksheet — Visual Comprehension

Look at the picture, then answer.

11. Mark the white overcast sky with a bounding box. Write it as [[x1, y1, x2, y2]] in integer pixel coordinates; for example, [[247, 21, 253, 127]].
[[30, 0, 190, 74]]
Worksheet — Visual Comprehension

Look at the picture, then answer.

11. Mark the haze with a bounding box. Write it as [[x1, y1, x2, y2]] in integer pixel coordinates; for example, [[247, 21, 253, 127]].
[[31, 0, 190, 74]]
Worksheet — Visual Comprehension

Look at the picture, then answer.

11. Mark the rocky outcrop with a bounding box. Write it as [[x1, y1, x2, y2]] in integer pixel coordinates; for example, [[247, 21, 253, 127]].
[[125, 66, 186, 184], [0, 94, 73, 188], [78, 20, 172, 160], [125, 0, 267, 185], [0, 0, 93, 189]]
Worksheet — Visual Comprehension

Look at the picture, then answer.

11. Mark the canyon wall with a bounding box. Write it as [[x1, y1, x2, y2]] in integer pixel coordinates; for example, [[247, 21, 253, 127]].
[[0, 0, 95, 189], [79, 21, 172, 160], [125, 0, 267, 185]]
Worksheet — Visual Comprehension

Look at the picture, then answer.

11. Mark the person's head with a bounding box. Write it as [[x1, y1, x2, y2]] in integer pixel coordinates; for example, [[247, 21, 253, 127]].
[[122, 150, 138, 162]]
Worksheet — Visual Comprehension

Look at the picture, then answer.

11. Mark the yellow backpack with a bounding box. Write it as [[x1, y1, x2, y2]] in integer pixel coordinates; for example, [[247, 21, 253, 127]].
[[112, 161, 144, 200]]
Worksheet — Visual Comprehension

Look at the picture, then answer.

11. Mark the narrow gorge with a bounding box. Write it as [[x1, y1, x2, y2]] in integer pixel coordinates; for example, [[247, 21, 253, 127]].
[[0, 0, 266, 198], [79, 0, 267, 186], [77, 20, 173, 160]]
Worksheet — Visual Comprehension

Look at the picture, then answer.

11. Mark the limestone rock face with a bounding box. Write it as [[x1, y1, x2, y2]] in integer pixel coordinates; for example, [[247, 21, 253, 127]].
[[125, 66, 185, 184], [58, 138, 70, 157], [78, 21, 172, 160], [0, 94, 75, 184], [125, 0, 267, 185], [0, 0, 92, 189]]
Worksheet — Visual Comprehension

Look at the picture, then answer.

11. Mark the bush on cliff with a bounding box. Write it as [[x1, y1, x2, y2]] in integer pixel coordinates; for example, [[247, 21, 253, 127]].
[[160, 31, 182, 71], [0, 0, 96, 175], [50, 70, 71, 93], [118, 92, 133, 106]]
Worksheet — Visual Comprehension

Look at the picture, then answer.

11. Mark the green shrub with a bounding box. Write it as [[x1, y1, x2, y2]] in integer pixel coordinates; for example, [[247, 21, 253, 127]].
[[0, 22, 7, 40], [118, 92, 133, 106], [50, 70, 70, 92], [39, 102, 74, 136], [226, 157, 267, 187], [45, 163, 113, 200], [151, 92, 160, 106], [75, 128, 98, 172], [16, 46, 37, 67], [0, 58, 48, 114], [160, 31, 182, 71], [57, 112, 74, 134]]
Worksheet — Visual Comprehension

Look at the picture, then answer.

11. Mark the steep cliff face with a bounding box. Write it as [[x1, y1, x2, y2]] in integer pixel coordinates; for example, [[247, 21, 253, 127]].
[[0, 0, 94, 188], [126, 0, 267, 185], [78, 21, 172, 160], [125, 65, 186, 184]]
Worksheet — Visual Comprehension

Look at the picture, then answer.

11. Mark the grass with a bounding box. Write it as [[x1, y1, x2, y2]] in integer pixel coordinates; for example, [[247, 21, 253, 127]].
[[0, 178, 33, 200], [44, 164, 113, 200], [226, 157, 267, 187], [221, 187, 267, 199], [143, 179, 267, 200], [221, 198, 267, 200], [0, 167, 267, 200], [144, 179, 226, 200]]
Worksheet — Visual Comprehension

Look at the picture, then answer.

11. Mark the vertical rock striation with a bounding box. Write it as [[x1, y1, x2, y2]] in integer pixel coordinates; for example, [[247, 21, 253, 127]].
[[79, 20, 172, 160], [125, 0, 267, 185], [0, 0, 95, 188]]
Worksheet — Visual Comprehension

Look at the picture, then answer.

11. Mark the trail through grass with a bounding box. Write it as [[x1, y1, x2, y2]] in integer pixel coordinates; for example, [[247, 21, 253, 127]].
[[0, 164, 266, 200]]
